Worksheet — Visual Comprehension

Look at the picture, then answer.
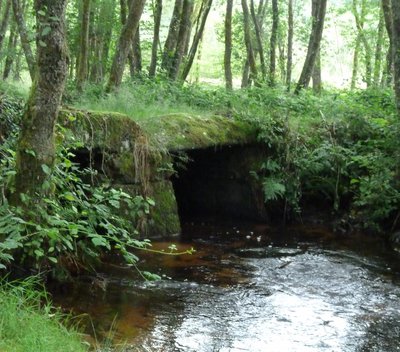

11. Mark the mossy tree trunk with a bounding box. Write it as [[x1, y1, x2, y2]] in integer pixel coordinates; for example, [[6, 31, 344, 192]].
[[373, 6, 385, 86], [11, 0, 35, 80], [382, 0, 393, 86], [392, 0, 400, 115], [76, 0, 90, 90], [181, 0, 213, 82], [250, 0, 266, 80], [107, 0, 146, 91], [3, 21, 17, 80], [295, 0, 327, 94], [269, 0, 279, 86], [241, 0, 258, 86], [224, 0, 233, 90], [149, 0, 163, 77], [13, 0, 68, 202], [0, 0, 11, 54], [286, 0, 293, 90], [161, 0, 182, 73]]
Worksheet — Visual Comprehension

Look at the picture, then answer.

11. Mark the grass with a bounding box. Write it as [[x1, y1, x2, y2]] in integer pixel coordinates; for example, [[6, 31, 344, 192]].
[[0, 278, 88, 352]]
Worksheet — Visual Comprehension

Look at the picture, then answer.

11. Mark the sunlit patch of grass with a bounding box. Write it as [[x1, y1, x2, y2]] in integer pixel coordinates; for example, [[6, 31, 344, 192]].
[[0, 278, 87, 352]]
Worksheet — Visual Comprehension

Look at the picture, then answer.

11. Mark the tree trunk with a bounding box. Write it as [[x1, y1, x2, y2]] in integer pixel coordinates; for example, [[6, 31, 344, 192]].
[[392, 0, 400, 114], [180, 0, 212, 82], [241, 0, 258, 85], [352, 0, 372, 87], [161, 0, 183, 72], [132, 28, 142, 74], [169, 0, 194, 80], [0, 0, 12, 54], [224, 0, 233, 89], [11, 0, 35, 80], [106, 0, 146, 91], [3, 21, 17, 80], [373, 6, 385, 86], [311, 0, 322, 93], [312, 50, 322, 94], [149, 0, 163, 77], [250, 0, 266, 80], [294, 0, 327, 94], [351, 34, 361, 89], [382, 0, 393, 86], [269, 0, 278, 86], [13, 47, 22, 81], [241, 58, 250, 88], [13, 0, 68, 202], [286, 0, 293, 90], [76, 0, 91, 90]]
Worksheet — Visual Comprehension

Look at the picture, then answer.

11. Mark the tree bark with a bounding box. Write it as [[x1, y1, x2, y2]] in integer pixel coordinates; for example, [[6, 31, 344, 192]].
[[106, 0, 146, 91], [391, 0, 400, 114], [352, 0, 372, 87], [161, 0, 183, 72], [0, 0, 11, 54], [149, 0, 163, 77], [373, 6, 385, 86], [250, 0, 266, 79], [286, 0, 293, 90], [311, 0, 322, 93], [11, 0, 35, 80], [382, 0, 393, 85], [13, 0, 68, 201], [295, 0, 327, 94], [224, 0, 233, 89], [169, 0, 194, 80], [3, 21, 17, 80], [241, 0, 258, 85], [76, 0, 91, 90], [180, 0, 212, 82], [269, 0, 278, 86], [351, 34, 361, 89]]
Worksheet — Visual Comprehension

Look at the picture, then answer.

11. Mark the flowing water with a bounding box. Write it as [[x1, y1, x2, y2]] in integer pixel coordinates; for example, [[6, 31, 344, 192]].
[[52, 222, 400, 352]]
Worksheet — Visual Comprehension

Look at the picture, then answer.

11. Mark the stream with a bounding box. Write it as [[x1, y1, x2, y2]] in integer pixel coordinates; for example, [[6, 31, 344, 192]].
[[51, 222, 400, 352]]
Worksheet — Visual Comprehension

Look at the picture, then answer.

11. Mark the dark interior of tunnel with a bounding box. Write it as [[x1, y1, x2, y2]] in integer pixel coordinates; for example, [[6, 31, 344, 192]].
[[171, 145, 268, 224]]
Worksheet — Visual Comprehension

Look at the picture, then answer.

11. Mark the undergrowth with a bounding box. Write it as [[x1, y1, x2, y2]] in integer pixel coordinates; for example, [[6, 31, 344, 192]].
[[0, 278, 87, 352]]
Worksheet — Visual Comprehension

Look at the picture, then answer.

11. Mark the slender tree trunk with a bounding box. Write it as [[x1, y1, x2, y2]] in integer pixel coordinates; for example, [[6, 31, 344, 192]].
[[241, 58, 250, 88], [351, 34, 361, 89], [106, 0, 146, 91], [311, 0, 322, 93], [0, 0, 11, 54], [352, 0, 372, 87], [76, 0, 90, 90], [161, 0, 183, 72], [169, 0, 194, 80], [250, 0, 266, 79], [132, 28, 142, 74], [13, 47, 22, 81], [373, 6, 385, 86], [11, 0, 35, 80], [241, 0, 258, 85], [269, 0, 278, 86], [13, 0, 68, 202], [382, 0, 393, 86], [295, 0, 327, 94], [312, 50, 322, 93], [3, 21, 17, 80], [286, 0, 293, 90], [149, 0, 162, 77], [224, 0, 233, 89], [180, 0, 212, 82], [391, 0, 400, 114]]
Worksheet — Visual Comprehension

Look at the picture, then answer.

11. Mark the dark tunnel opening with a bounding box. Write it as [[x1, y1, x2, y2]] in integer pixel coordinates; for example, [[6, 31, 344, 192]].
[[171, 145, 268, 225]]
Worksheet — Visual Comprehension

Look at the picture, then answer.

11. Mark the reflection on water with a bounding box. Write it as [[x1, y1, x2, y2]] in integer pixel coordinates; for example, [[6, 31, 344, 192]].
[[51, 223, 400, 352]]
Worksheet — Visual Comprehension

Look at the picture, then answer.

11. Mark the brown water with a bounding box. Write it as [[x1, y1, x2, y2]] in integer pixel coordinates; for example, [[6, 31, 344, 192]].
[[52, 222, 400, 352]]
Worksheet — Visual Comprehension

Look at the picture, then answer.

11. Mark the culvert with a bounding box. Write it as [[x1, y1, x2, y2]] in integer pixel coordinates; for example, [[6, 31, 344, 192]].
[[171, 144, 268, 224]]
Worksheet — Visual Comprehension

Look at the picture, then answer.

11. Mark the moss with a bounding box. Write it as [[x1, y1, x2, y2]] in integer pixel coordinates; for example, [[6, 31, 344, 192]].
[[140, 113, 258, 151], [147, 181, 181, 238]]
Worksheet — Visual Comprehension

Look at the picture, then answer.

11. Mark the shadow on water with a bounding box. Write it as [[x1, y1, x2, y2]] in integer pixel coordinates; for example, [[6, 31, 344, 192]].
[[50, 221, 400, 352]]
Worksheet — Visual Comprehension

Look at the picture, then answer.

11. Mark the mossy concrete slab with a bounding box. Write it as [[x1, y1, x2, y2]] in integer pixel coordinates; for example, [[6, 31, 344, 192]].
[[141, 113, 258, 151]]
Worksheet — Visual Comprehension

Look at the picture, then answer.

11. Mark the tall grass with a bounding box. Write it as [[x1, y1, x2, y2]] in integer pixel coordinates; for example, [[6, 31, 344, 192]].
[[0, 278, 87, 352]]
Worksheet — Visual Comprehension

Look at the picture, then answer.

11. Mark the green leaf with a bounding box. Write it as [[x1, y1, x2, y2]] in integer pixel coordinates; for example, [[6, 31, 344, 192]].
[[41, 164, 52, 175], [41, 26, 51, 36], [38, 40, 47, 47], [34, 249, 44, 258]]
